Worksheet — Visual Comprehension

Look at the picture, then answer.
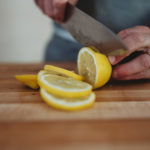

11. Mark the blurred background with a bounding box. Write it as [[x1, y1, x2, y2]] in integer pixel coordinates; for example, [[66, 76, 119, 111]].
[[0, 0, 54, 63]]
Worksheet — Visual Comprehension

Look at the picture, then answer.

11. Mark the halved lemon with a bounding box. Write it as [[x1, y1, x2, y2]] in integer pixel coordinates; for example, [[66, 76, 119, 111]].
[[15, 74, 39, 89], [40, 88, 95, 111], [77, 47, 112, 89], [38, 70, 92, 98], [44, 65, 84, 80]]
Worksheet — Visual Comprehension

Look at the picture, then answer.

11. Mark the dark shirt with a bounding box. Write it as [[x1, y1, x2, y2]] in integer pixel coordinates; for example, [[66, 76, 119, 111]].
[[77, 0, 150, 33]]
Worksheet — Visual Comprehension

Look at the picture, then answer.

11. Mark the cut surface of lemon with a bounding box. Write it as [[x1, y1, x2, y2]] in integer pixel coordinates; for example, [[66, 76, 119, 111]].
[[38, 70, 92, 98], [40, 88, 95, 111], [44, 65, 84, 80], [15, 75, 39, 89], [77, 47, 112, 89]]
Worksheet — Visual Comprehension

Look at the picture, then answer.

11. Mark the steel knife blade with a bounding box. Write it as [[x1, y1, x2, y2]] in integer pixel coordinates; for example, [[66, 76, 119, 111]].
[[61, 3, 127, 56]]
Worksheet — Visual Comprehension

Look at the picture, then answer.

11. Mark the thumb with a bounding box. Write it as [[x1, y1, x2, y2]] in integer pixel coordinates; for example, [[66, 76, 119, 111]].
[[109, 27, 150, 65], [108, 53, 129, 65]]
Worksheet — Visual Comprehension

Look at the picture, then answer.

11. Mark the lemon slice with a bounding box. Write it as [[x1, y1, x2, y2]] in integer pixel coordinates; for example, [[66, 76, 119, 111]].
[[40, 88, 95, 111], [15, 74, 39, 89], [38, 70, 92, 98], [77, 47, 112, 89], [44, 65, 84, 80]]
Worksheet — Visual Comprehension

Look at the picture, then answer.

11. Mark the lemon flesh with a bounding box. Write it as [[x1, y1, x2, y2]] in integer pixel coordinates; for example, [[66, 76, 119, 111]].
[[40, 88, 95, 111], [78, 47, 112, 89], [38, 71, 92, 98], [44, 65, 84, 81], [15, 75, 39, 89]]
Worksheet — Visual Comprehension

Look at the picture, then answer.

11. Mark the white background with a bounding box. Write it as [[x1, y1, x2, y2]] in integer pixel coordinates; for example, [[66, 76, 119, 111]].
[[0, 0, 53, 63]]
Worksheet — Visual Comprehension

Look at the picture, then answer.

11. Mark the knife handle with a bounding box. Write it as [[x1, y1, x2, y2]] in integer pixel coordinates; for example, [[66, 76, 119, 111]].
[[64, 3, 75, 22]]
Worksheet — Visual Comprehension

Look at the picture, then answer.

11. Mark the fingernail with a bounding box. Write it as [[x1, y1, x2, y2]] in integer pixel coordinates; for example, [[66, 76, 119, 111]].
[[112, 71, 118, 79], [108, 56, 116, 64]]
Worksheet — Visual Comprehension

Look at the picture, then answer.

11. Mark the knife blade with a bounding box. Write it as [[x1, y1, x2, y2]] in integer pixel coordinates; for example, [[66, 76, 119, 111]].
[[61, 3, 127, 56]]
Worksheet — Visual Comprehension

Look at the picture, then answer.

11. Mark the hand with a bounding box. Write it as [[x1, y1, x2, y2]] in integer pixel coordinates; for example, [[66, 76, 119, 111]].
[[109, 26, 150, 80], [35, 0, 78, 22]]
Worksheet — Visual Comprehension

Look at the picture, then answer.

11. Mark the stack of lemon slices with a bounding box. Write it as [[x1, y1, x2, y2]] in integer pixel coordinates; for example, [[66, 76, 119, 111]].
[[16, 47, 112, 111], [37, 67, 95, 111]]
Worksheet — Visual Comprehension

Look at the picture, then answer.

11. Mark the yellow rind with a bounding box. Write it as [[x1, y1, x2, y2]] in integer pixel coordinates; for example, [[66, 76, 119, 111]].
[[44, 65, 84, 81], [15, 75, 39, 89], [38, 71, 92, 98], [92, 50, 112, 88], [78, 47, 112, 89], [40, 88, 95, 111]]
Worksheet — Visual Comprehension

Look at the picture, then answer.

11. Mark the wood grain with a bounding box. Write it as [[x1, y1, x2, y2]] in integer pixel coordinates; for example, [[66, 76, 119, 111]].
[[0, 120, 150, 150], [0, 102, 150, 121], [0, 63, 150, 150]]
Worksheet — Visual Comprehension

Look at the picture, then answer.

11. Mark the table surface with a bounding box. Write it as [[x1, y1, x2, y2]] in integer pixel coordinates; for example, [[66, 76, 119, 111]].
[[0, 62, 150, 150]]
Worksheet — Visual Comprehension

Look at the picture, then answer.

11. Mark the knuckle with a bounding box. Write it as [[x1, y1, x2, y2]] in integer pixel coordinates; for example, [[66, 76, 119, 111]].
[[130, 33, 144, 44], [135, 26, 150, 31], [118, 29, 129, 36], [142, 26, 150, 31]]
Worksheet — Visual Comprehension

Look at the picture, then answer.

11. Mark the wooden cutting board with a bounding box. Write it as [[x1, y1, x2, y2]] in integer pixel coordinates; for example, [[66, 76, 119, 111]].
[[0, 63, 150, 150]]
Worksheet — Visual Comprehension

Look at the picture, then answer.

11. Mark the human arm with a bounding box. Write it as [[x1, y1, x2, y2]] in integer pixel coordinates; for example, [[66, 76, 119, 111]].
[[109, 26, 150, 80], [34, 0, 78, 22]]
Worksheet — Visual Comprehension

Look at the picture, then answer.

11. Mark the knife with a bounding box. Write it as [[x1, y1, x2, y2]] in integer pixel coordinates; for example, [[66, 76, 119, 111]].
[[61, 3, 127, 56]]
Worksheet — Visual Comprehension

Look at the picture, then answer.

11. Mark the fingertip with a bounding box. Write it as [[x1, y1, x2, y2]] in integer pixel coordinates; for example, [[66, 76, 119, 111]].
[[118, 29, 129, 39], [108, 55, 126, 65], [108, 56, 116, 65]]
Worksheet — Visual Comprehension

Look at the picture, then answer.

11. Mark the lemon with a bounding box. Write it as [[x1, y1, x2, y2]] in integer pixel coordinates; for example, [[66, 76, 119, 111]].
[[44, 65, 84, 81], [40, 88, 95, 111], [15, 74, 39, 89], [77, 47, 112, 89], [38, 70, 92, 98]]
